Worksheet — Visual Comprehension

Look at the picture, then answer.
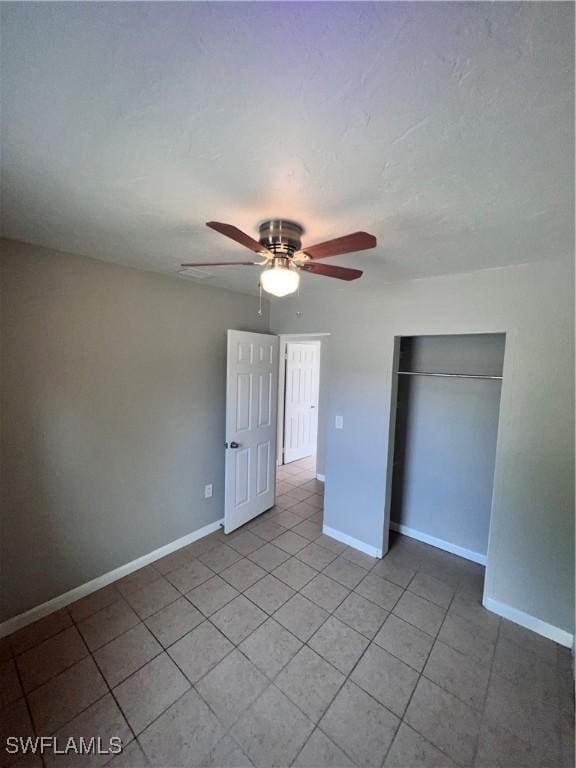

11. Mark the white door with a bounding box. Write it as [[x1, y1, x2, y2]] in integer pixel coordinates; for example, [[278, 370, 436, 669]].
[[284, 342, 319, 464], [225, 330, 279, 533]]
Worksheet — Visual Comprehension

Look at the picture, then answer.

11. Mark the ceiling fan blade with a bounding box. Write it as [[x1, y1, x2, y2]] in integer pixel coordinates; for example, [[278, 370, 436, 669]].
[[180, 261, 259, 267], [299, 262, 363, 281], [296, 231, 376, 260], [206, 221, 272, 256]]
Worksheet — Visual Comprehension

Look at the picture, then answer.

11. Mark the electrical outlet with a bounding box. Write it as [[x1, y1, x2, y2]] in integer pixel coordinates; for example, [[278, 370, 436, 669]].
[[204, 484, 213, 499], [335, 415, 344, 430]]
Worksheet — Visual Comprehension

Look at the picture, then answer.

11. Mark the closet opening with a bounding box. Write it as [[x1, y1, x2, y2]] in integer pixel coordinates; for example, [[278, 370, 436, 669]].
[[388, 333, 505, 579]]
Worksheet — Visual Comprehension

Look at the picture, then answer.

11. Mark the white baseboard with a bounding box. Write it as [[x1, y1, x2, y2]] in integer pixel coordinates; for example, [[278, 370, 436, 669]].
[[390, 522, 486, 566], [323, 525, 382, 559], [0, 518, 224, 640], [390, 523, 572, 648], [316, 473, 325, 482], [483, 596, 573, 649]]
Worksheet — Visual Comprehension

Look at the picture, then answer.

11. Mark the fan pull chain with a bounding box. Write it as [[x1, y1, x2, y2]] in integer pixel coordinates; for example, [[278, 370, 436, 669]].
[[295, 281, 302, 318], [257, 281, 263, 317]]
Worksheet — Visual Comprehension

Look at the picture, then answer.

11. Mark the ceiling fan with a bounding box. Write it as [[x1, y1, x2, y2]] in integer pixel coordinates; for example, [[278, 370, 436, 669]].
[[181, 220, 377, 297]]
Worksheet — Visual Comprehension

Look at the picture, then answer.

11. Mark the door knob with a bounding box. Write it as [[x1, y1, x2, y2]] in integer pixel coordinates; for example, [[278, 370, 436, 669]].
[[229, 441, 240, 449]]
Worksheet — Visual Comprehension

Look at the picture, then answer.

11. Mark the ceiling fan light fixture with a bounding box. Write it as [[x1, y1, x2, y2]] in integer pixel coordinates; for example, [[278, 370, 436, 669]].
[[260, 261, 300, 297], [182, 220, 375, 295]]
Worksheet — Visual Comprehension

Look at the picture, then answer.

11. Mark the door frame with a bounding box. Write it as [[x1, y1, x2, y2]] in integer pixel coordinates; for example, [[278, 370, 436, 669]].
[[276, 333, 330, 469], [383, 330, 508, 611]]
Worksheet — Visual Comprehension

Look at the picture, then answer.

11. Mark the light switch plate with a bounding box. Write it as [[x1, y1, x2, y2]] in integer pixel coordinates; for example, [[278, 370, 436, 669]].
[[335, 415, 344, 430], [204, 484, 213, 498]]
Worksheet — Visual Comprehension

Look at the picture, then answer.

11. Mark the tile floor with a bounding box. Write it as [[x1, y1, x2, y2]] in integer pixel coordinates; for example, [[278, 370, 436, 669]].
[[1, 456, 574, 768]]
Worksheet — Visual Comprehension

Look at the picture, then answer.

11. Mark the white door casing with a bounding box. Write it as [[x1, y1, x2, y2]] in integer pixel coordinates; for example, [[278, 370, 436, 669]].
[[284, 342, 320, 464], [224, 330, 279, 533]]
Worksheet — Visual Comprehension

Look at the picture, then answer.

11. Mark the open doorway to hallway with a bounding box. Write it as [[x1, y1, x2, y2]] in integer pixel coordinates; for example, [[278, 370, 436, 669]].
[[277, 336, 324, 476], [276, 456, 319, 497], [275, 456, 325, 540]]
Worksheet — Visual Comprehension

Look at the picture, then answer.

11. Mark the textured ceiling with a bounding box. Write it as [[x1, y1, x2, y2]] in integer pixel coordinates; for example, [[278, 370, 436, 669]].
[[1, 2, 573, 296]]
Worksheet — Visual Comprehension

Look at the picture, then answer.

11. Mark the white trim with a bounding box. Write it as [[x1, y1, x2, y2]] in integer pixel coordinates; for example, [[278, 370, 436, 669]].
[[316, 473, 326, 482], [390, 522, 487, 565], [323, 525, 382, 559], [483, 596, 574, 648], [276, 333, 331, 338], [0, 519, 224, 640]]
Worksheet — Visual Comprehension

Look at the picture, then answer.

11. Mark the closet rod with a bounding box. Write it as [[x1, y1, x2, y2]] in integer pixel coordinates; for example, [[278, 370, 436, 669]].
[[397, 371, 502, 380]]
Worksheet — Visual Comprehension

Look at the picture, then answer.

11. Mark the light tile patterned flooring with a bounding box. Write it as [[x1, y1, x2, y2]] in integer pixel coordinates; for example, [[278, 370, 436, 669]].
[[1, 456, 574, 767]]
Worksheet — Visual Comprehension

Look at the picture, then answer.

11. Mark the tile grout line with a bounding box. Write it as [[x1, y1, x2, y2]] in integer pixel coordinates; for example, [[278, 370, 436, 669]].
[[76, 514, 462, 761], [286, 568, 412, 768], [126, 472, 367, 761], [77, 627, 140, 757], [378, 573, 467, 768], [145, 477, 565, 767], [4, 474, 350, 765], [17, 618, 139, 761], [61, 574, 210, 751], [474, 619, 566, 764], [9, 637, 48, 768], [53, 613, 143, 745], [311, 590, 405, 766], [469, 612, 502, 768], [13, 623, 90, 695], [5, 552, 485, 768], [5, 467, 564, 768], [9, 554, 446, 688], [169, 546, 376, 763]]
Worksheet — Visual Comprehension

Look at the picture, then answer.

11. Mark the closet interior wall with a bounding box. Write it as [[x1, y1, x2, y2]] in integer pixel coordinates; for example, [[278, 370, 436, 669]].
[[390, 334, 506, 562]]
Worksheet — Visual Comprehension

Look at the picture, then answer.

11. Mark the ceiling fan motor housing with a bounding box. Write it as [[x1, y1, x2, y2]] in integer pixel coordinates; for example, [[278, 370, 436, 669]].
[[258, 219, 304, 257]]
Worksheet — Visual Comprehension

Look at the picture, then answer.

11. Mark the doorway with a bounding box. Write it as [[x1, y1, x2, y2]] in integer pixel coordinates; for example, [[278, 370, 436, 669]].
[[277, 335, 324, 475], [223, 330, 327, 536]]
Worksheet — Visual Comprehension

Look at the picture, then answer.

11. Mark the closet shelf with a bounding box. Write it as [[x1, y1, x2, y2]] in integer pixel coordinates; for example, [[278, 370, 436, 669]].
[[397, 370, 502, 380]]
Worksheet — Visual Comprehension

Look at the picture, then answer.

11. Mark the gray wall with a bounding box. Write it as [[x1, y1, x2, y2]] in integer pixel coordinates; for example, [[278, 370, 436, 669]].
[[270, 259, 575, 635], [391, 335, 505, 556], [400, 334, 506, 376], [0, 239, 269, 622]]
